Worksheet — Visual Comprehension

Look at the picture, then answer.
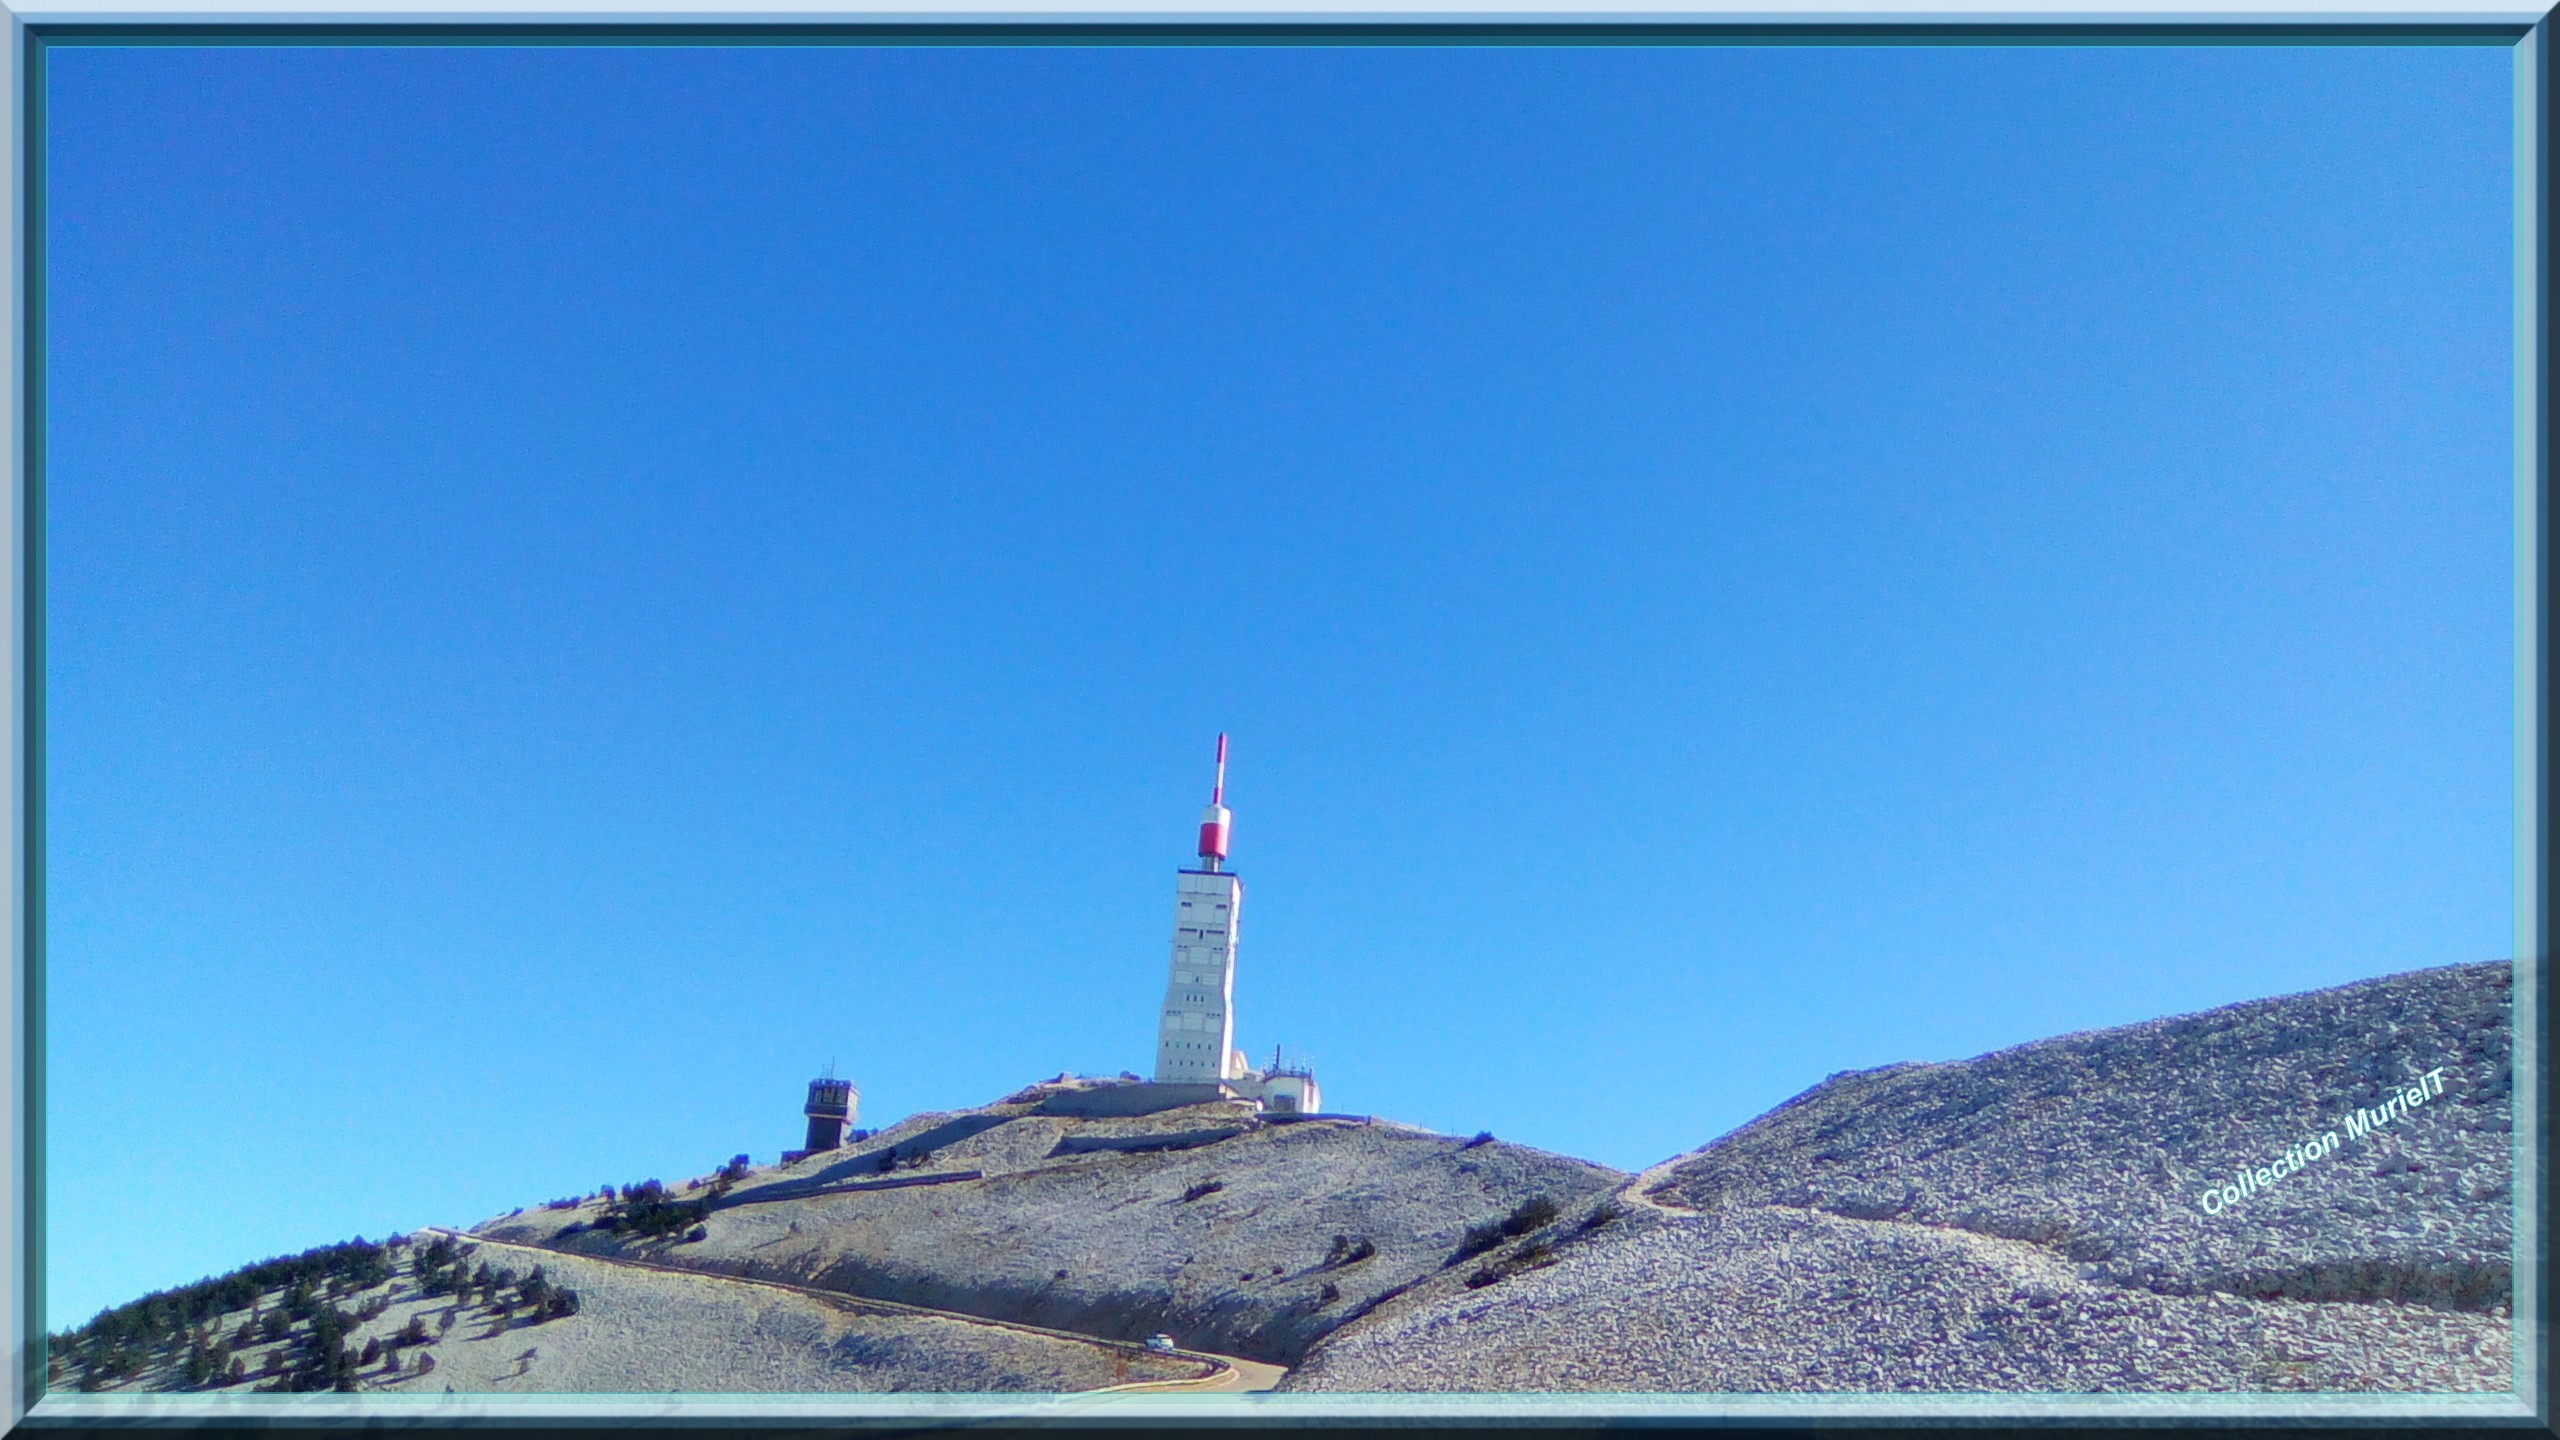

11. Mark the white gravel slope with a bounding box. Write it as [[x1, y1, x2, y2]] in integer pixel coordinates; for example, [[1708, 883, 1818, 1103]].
[[478, 1102, 1623, 1367], [1284, 960, 2516, 1394], [150, 1243, 1198, 1395], [1652, 959, 2514, 1308], [372, 1247, 1188, 1394], [1282, 1204, 2508, 1393]]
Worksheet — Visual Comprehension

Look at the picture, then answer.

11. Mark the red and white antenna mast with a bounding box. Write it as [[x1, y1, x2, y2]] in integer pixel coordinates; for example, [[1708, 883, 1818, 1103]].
[[1197, 733, 1232, 871], [1156, 736, 1245, 1084]]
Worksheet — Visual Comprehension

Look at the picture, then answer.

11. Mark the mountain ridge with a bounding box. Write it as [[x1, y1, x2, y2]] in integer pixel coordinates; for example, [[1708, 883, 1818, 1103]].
[[54, 959, 2516, 1396]]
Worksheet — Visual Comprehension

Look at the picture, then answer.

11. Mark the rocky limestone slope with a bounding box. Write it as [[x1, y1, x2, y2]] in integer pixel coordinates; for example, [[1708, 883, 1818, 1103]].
[[368, 1243, 1203, 1395], [56, 1234, 1202, 1396], [1651, 957, 2513, 1308], [475, 1087, 1624, 1367], [1283, 961, 2515, 1393]]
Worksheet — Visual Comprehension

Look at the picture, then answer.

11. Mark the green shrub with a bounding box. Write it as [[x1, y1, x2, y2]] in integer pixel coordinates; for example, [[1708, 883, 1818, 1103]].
[[1464, 1239, 1556, 1290], [1511, 1196, 1561, 1230], [50, 1236, 394, 1368], [1452, 1196, 1562, 1263], [624, 1195, 710, 1239]]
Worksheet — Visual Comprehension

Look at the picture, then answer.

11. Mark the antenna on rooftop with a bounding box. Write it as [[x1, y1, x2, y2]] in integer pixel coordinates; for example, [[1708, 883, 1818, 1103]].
[[1197, 733, 1232, 871]]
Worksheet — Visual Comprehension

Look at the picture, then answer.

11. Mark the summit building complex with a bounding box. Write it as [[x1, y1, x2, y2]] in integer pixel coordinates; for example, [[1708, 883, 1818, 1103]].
[[1149, 736, 1319, 1114], [785, 735, 1319, 1144]]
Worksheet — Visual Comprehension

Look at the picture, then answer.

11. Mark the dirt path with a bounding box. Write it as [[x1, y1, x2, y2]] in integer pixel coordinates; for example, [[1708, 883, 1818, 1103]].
[[1624, 1153, 1701, 1214], [422, 1227, 1286, 1395]]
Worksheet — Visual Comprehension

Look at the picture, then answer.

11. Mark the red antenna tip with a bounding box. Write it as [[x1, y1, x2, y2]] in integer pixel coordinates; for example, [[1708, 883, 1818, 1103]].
[[1198, 734, 1234, 862]]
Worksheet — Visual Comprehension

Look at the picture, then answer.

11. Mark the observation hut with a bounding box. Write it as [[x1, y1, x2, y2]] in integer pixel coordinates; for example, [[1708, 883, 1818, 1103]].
[[797, 1071, 858, 1157]]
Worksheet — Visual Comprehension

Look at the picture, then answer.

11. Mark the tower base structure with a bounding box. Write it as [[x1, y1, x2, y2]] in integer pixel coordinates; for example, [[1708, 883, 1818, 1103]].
[[1034, 1081, 1238, 1119], [1031, 1071, 1323, 1120]]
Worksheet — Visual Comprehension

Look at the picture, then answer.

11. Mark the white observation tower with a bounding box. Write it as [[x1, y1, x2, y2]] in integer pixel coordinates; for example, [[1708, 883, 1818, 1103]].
[[1155, 734, 1244, 1084]]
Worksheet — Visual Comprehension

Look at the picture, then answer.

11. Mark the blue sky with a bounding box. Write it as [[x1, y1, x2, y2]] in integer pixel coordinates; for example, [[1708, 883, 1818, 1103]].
[[41, 41, 2514, 1329]]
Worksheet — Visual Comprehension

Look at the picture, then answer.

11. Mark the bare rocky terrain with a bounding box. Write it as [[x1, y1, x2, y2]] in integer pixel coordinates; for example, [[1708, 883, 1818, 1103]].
[[58, 1234, 1203, 1396], [1283, 960, 2515, 1392], [63, 960, 2517, 1397], [475, 1093, 1627, 1367], [374, 1244, 1204, 1395]]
